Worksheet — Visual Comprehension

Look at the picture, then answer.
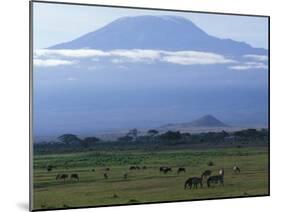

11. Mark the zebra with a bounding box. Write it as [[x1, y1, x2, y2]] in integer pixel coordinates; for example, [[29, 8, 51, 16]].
[[233, 166, 241, 174], [207, 175, 224, 187], [201, 170, 212, 179], [219, 168, 224, 176], [184, 177, 203, 189]]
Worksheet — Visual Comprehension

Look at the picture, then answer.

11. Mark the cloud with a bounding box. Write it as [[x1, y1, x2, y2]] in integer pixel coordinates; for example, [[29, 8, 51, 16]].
[[229, 62, 267, 70], [161, 51, 236, 65], [34, 59, 75, 67], [243, 54, 268, 61], [34, 49, 236, 67], [35, 49, 108, 58], [111, 49, 161, 62]]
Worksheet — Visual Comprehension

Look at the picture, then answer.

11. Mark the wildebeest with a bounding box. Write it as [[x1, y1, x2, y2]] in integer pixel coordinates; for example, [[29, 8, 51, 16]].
[[129, 165, 140, 170], [177, 167, 186, 174], [129, 166, 136, 170], [233, 166, 240, 174], [104, 173, 108, 179], [91, 168, 95, 172], [160, 166, 172, 173], [163, 167, 172, 174], [56, 174, 68, 182], [47, 165, 53, 172], [184, 177, 203, 189], [207, 175, 224, 187], [201, 170, 212, 179], [105, 168, 110, 171], [219, 168, 224, 176], [159, 166, 166, 172], [70, 173, 79, 182]]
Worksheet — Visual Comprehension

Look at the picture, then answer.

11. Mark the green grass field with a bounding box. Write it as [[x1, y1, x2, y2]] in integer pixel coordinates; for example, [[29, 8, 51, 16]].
[[32, 147, 268, 210]]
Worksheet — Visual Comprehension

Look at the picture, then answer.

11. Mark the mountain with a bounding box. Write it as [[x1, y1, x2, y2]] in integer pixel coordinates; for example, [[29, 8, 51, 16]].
[[185, 115, 228, 127], [50, 15, 267, 56], [160, 115, 228, 129]]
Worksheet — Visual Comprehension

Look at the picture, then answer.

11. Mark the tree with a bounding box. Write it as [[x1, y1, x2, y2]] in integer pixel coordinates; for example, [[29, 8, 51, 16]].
[[147, 129, 159, 137], [79, 136, 100, 148], [159, 131, 182, 141], [58, 134, 80, 145], [117, 135, 133, 142], [182, 132, 191, 138]]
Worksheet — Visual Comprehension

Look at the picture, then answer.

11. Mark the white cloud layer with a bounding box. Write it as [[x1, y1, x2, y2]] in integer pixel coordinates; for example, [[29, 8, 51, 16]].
[[34, 49, 269, 71], [243, 54, 268, 61], [34, 59, 75, 67], [34, 49, 236, 66], [162, 51, 236, 65], [229, 62, 267, 70]]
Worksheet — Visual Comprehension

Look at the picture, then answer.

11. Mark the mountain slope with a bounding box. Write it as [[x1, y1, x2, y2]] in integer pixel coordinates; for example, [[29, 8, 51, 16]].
[[185, 115, 228, 127], [50, 15, 267, 56], [160, 115, 228, 129]]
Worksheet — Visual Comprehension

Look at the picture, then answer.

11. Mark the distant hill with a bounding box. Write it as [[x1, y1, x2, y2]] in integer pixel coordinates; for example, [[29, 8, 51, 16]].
[[50, 15, 267, 56], [185, 115, 228, 127], [160, 115, 228, 130]]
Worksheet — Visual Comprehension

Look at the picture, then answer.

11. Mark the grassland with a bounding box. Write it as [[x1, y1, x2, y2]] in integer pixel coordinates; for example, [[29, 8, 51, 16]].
[[33, 147, 268, 210]]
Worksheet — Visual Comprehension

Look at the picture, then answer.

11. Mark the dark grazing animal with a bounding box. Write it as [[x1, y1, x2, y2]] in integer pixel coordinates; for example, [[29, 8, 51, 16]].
[[56, 174, 68, 182], [91, 168, 95, 172], [47, 165, 53, 172], [70, 173, 79, 181], [129, 165, 140, 170], [129, 166, 136, 170], [207, 175, 224, 187], [233, 166, 240, 174], [104, 173, 108, 179], [160, 166, 172, 173], [159, 166, 166, 172], [184, 178, 193, 190], [105, 168, 110, 171], [201, 170, 212, 179], [177, 168, 186, 174], [184, 177, 203, 189], [163, 167, 172, 174]]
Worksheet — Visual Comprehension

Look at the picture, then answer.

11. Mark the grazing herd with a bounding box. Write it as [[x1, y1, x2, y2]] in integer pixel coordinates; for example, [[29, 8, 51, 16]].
[[49, 163, 241, 190], [185, 167, 239, 190], [56, 173, 79, 182]]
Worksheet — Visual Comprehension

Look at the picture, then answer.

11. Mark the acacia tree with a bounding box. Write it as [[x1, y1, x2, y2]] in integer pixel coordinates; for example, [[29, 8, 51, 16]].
[[147, 129, 159, 137], [80, 136, 100, 148], [58, 134, 81, 145], [117, 135, 133, 142], [159, 131, 182, 141]]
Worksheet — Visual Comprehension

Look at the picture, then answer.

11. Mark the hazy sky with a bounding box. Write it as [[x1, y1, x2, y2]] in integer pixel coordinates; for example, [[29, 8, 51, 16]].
[[33, 2, 268, 49], [32, 2, 268, 137]]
